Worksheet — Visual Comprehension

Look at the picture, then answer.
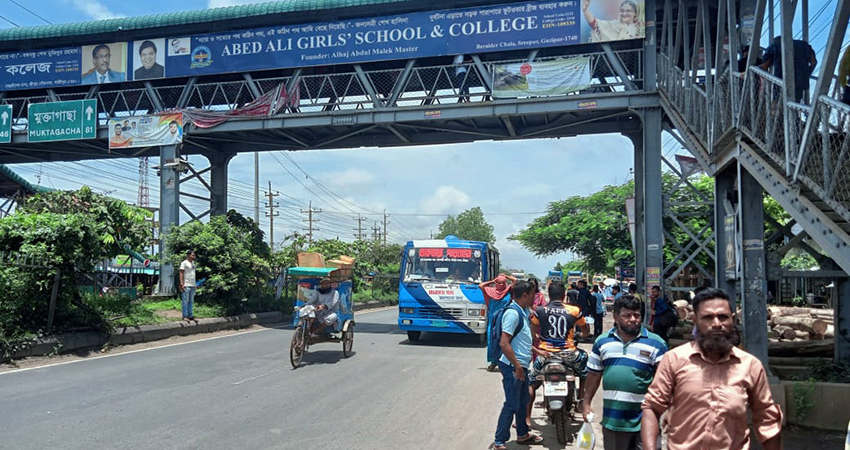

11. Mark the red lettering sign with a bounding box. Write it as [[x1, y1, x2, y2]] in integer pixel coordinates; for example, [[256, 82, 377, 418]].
[[419, 248, 444, 258], [446, 248, 472, 259]]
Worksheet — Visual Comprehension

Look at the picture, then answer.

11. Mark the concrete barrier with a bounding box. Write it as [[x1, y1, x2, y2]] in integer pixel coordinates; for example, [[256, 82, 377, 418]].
[[779, 380, 850, 431]]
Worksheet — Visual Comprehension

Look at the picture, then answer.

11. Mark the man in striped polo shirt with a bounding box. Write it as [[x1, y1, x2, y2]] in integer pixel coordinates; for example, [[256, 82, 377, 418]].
[[582, 295, 668, 450]]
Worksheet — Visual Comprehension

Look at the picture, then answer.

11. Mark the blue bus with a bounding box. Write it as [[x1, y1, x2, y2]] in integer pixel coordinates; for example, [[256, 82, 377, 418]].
[[398, 236, 500, 342]]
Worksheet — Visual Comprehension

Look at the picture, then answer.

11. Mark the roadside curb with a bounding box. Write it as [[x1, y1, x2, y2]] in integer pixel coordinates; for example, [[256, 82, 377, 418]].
[[5, 300, 396, 362]]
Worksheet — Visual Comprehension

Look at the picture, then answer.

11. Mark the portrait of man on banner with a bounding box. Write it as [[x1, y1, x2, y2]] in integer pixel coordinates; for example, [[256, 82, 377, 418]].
[[81, 43, 127, 85], [133, 39, 166, 80]]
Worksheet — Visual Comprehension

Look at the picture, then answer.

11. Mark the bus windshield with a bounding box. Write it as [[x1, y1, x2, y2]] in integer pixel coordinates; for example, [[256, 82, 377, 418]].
[[403, 247, 482, 283]]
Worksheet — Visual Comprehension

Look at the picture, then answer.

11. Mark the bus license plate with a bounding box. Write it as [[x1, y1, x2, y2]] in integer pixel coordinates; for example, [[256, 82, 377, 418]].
[[432, 320, 448, 327], [544, 382, 568, 396]]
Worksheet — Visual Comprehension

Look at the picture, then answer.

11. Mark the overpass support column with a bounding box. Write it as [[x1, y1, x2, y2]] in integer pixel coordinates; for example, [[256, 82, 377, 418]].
[[158, 145, 180, 295], [836, 276, 850, 364], [628, 131, 646, 298], [642, 108, 664, 295], [738, 165, 770, 371], [714, 165, 737, 295], [206, 152, 236, 217]]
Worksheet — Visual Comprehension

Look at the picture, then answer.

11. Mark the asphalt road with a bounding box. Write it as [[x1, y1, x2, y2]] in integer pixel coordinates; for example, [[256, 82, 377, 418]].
[[0, 307, 606, 450]]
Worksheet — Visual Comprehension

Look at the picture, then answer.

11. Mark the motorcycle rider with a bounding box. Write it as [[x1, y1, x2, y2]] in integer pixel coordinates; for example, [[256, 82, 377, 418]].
[[529, 281, 591, 416]]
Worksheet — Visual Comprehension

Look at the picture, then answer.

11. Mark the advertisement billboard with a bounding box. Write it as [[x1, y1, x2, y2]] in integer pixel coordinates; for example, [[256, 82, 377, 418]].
[[0, 0, 645, 92], [108, 113, 183, 149]]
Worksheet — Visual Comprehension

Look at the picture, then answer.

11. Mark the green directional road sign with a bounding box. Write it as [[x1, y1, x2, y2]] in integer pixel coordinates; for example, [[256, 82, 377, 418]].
[[28, 99, 97, 143], [0, 105, 11, 144]]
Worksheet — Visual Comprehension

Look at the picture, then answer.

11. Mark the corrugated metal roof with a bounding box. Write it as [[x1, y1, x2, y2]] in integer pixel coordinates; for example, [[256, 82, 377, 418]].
[[0, 164, 54, 195], [0, 0, 412, 42]]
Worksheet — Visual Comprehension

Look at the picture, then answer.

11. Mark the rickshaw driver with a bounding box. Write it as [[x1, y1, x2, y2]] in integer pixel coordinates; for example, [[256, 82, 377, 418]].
[[307, 278, 340, 338]]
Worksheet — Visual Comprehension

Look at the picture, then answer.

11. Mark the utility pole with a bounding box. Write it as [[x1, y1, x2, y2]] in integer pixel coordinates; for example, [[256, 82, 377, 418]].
[[382, 209, 390, 245], [264, 181, 279, 251], [254, 152, 259, 223], [372, 221, 381, 241], [301, 201, 322, 244], [353, 214, 364, 240]]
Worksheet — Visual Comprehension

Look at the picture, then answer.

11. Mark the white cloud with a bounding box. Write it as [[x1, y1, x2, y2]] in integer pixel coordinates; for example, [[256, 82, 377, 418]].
[[69, 0, 123, 20], [208, 0, 264, 7], [419, 185, 470, 215], [320, 168, 376, 192]]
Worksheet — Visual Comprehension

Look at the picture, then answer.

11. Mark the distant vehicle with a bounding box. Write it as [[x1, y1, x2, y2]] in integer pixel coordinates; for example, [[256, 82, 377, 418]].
[[511, 272, 528, 280], [566, 270, 583, 286], [548, 270, 563, 284], [397, 235, 500, 342]]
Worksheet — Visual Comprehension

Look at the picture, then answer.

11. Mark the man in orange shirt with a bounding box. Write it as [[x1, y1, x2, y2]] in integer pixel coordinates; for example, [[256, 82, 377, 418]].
[[641, 288, 783, 450]]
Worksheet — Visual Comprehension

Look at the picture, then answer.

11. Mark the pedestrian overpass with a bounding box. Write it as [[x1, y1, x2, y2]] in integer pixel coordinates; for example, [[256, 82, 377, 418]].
[[0, 0, 848, 364]]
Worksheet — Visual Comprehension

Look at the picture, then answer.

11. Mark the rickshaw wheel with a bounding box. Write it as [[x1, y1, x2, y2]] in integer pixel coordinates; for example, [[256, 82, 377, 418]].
[[342, 325, 354, 357], [290, 322, 307, 368]]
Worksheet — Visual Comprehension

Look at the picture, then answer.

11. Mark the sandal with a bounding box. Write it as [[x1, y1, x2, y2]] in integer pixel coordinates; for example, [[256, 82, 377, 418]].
[[516, 434, 544, 445], [488, 443, 507, 450]]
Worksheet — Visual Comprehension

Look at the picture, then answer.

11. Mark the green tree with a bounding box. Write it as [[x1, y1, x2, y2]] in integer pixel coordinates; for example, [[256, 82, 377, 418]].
[[511, 182, 634, 275], [166, 212, 271, 315], [0, 188, 153, 343], [435, 207, 496, 244], [554, 262, 563, 272]]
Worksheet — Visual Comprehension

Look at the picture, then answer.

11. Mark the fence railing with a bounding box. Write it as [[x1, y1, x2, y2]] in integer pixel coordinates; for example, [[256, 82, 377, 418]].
[[795, 96, 850, 224], [659, 50, 850, 228], [2, 48, 644, 130]]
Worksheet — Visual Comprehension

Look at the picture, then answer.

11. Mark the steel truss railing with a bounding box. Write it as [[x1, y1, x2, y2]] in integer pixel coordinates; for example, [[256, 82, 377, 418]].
[[658, 51, 850, 227], [1, 48, 643, 129]]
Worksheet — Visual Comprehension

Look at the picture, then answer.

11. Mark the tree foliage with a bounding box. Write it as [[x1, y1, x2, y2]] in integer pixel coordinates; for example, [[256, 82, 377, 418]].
[[435, 207, 496, 244], [0, 188, 153, 350], [166, 211, 271, 315], [273, 234, 402, 293], [511, 182, 634, 275]]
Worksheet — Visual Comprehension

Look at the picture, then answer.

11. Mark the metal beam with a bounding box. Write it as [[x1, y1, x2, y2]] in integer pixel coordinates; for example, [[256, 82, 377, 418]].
[[242, 73, 262, 99], [471, 55, 493, 92], [386, 59, 416, 108], [794, 0, 850, 182], [600, 44, 638, 90], [176, 77, 197, 109], [144, 81, 164, 112], [353, 64, 382, 109], [780, 0, 797, 175]]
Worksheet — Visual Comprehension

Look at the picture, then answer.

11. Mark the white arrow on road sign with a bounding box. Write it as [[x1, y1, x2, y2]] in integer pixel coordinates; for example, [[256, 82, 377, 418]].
[[1, 111, 7, 125], [85, 105, 93, 121]]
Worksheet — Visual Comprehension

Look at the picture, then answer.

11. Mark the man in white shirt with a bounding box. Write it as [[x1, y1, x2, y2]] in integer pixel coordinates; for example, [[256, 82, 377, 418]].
[[179, 250, 197, 322], [307, 278, 340, 337]]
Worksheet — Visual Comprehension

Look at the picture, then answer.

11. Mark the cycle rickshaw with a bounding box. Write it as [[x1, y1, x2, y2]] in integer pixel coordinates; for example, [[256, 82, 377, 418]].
[[287, 266, 355, 368]]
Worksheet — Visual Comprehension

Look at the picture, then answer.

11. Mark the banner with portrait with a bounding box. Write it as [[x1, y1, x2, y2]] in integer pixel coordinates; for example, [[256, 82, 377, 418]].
[[108, 113, 183, 150], [492, 56, 591, 98], [1, 0, 645, 91]]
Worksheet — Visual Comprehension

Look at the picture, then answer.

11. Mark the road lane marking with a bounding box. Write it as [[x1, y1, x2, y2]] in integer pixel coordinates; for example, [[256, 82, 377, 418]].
[[232, 368, 281, 385], [0, 307, 396, 376]]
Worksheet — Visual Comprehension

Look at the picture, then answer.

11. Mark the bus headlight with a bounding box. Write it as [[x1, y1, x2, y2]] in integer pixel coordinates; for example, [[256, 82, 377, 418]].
[[401, 307, 414, 314], [467, 309, 483, 317]]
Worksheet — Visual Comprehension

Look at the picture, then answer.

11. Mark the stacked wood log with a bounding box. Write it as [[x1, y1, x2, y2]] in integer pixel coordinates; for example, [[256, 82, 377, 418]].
[[766, 306, 834, 343]]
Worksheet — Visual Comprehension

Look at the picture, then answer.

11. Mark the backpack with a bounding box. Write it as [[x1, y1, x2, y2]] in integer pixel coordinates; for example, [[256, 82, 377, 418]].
[[487, 301, 525, 364]]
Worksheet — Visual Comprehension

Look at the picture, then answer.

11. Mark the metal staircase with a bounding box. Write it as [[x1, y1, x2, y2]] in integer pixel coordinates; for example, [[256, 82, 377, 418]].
[[656, 53, 850, 274]]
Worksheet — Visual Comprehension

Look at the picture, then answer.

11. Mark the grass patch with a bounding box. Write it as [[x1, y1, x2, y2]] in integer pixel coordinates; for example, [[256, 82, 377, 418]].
[[110, 298, 226, 327]]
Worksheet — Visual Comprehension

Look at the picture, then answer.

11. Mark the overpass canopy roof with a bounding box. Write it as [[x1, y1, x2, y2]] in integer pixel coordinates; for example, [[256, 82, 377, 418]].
[[0, 165, 53, 197], [0, 0, 469, 45]]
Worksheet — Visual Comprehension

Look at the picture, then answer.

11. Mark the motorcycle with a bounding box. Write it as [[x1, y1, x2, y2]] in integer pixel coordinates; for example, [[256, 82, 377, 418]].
[[538, 350, 580, 445]]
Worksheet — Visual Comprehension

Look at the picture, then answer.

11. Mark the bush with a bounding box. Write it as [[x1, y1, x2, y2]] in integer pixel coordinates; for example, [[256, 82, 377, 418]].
[[166, 212, 271, 315]]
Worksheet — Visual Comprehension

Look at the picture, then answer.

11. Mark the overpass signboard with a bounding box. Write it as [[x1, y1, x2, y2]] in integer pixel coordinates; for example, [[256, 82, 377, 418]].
[[27, 99, 97, 143], [0, 105, 11, 143]]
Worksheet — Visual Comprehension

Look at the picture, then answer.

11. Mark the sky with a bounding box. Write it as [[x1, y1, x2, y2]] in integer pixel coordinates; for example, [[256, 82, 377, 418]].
[[0, 0, 844, 277]]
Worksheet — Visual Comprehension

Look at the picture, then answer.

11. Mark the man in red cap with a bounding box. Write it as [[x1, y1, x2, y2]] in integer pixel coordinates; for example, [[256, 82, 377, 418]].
[[480, 274, 517, 371]]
